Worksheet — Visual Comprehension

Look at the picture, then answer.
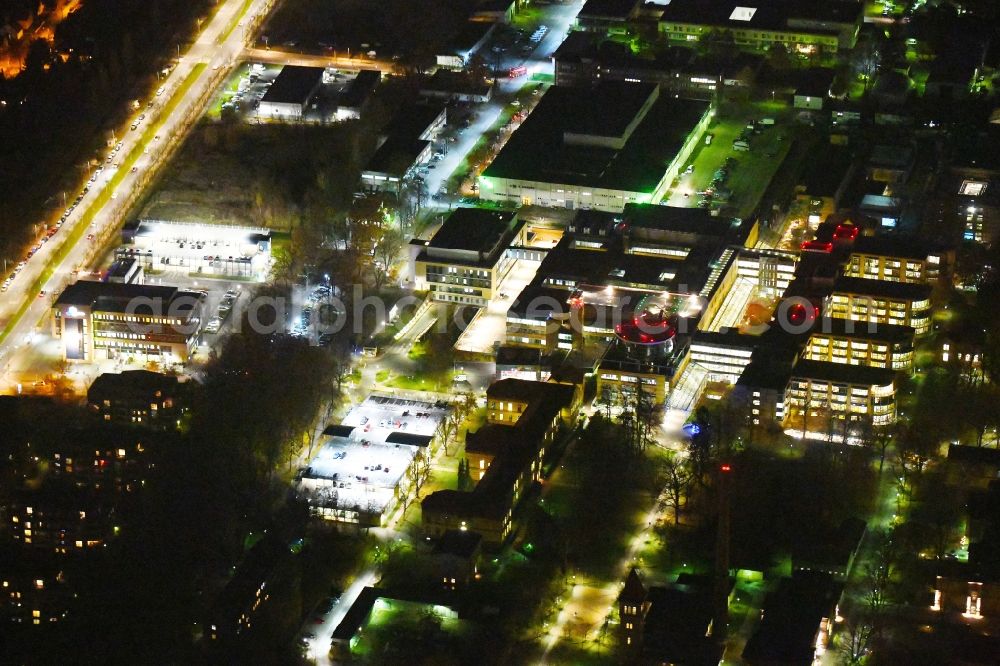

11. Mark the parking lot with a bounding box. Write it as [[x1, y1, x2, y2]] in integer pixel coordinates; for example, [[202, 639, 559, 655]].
[[95, 249, 253, 349], [299, 394, 449, 521], [208, 62, 362, 122], [663, 108, 793, 218]]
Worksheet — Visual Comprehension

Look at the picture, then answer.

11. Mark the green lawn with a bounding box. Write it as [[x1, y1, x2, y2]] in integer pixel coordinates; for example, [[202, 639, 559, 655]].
[[384, 372, 451, 392], [668, 105, 793, 218], [217, 0, 256, 45]]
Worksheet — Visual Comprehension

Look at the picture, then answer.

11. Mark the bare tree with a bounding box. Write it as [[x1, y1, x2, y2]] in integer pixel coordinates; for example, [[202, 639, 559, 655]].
[[372, 226, 404, 291], [435, 410, 462, 456], [860, 529, 897, 641], [839, 617, 874, 665], [659, 454, 692, 525]]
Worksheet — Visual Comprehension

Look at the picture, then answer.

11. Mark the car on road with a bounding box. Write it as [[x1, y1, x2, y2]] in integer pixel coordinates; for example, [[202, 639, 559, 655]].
[[205, 318, 222, 334], [156, 86, 165, 96], [86, 234, 95, 242], [38, 291, 46, 299], [130, 123, 138, 131], [131, 167, 138, 173]]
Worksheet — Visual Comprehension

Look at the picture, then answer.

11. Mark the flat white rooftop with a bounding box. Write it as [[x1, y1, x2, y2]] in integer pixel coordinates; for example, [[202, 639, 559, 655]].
[[300, 394, 449, 517], [130, 219, 271, 247]]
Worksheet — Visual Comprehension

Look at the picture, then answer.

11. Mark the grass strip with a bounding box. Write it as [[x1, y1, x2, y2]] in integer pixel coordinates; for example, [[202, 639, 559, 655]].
[[0, 63, 207, 346]]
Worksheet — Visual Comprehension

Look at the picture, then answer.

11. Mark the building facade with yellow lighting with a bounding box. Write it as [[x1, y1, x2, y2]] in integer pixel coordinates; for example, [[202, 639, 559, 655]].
[[803, 318, 914, 372], [826, 277, 932, 336], [410, 208, 526, 306], [784, 359, 897, 429], [842, 236, 948, 284]]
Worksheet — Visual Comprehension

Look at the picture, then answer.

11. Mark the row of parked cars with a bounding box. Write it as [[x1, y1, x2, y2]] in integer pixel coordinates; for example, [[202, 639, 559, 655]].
[[1, 84, 168, 295], [204, 289, 239, 334], [298, 590, 343, 645]]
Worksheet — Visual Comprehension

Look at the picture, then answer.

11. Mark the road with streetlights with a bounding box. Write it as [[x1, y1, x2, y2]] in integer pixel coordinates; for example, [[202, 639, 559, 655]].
[[0, 0, 277, 391]]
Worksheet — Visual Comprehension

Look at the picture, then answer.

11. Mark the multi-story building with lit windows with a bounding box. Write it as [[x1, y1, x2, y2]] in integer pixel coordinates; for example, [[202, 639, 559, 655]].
[[735, 249, 797, 297], [784, 360, 897, 428], [206, 536, 293, 645], [553, 30, 763, 99], [503, 205, 754, 353], [618, 567, 724, 662], [952, 177, 999, 244], [803, 318, 914, 372], [842, 236, 946, 284], [826, 277, 932, 336], [1, 563, 75, 626], [689, 330, 757, 383], [86, 370, 188, 428], [51, 282, 205, 364], [9, 486, 113, 554], [422, 379, 579, 545], [656, 0, 863, 55], [410, 208, 526, 306]]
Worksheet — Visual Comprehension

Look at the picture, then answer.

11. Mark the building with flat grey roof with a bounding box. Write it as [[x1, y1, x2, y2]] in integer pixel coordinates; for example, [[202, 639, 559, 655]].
[[335, 69, 381, 121], [480, 82, 712, 212], [258, 65, 324, 120], [360, 103, 447, 194]]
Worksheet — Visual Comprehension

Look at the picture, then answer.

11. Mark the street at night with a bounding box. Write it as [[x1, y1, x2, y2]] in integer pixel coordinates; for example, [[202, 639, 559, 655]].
[[3, 0, 1000, 664]]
